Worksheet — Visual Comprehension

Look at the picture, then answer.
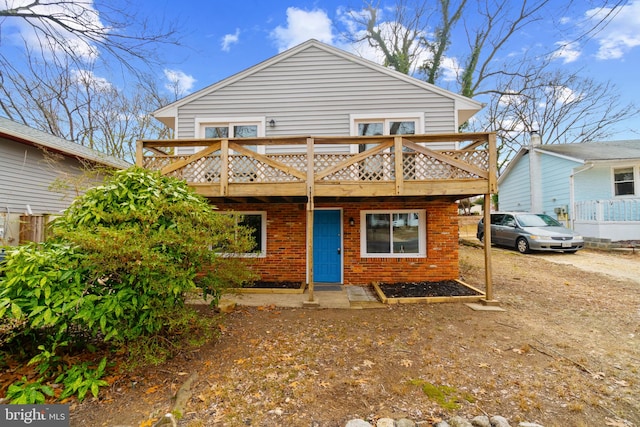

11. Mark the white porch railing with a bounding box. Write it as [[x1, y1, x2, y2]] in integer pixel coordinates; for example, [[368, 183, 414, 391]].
[[574, 199, 640, 222]]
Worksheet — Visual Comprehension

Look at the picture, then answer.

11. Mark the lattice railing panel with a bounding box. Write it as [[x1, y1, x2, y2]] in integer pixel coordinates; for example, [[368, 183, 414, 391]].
[[269, 154, 308, 173], [187, 157, 223, 183], [142, 148, 490, 184], [402, 151, 488, 180], [228, 155, 304, 183], [441, 150, 490, 171], [316, 153, 396, 181]]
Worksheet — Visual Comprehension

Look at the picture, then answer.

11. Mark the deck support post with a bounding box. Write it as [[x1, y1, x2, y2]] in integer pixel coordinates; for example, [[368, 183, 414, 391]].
[[305, 138, 317, 304], [482, 194, 499, 305]]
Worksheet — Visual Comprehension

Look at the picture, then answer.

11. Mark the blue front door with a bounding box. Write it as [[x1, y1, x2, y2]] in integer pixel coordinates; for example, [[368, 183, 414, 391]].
[[313, 210, 342, 283]]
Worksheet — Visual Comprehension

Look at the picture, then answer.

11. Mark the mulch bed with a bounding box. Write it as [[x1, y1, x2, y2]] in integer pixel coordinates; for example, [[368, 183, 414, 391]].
[[378, 280, 482, 298], [246, 281, 302, 289]]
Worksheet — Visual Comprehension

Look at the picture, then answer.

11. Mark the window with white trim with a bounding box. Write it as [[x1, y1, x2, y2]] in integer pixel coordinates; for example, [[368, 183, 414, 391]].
[[613, 167, 636, 196], [224, 211, 267, 256], [360, 210, 426, 257], [175, 118, 266, 155], [350, 114, 423, 153]]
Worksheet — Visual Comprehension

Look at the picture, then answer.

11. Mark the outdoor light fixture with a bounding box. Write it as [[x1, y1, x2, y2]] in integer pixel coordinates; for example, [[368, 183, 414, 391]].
[[349, 217, 355, 226], [268, 119, 276, 127]]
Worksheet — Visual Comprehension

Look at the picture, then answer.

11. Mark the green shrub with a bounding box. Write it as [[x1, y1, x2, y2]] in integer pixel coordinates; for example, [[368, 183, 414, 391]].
[[5, 377, 55, 404], [0, 167, 256, 401]]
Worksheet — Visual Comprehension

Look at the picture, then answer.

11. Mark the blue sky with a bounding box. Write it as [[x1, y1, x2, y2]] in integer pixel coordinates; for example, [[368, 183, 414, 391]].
[[2, 0, 640, 140], [153, 0, 640, 140]]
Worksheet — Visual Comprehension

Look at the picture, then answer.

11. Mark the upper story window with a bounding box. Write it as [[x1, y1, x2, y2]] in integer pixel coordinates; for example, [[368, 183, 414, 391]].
[[176, 118, 266, 155], [202, 123, 259, 139], [360, 210, 426, 258], [350, 114, 423, 154], [613, 167, 636, 196]]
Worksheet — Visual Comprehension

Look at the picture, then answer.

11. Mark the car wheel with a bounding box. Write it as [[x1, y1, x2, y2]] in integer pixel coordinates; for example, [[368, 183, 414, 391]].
[[478, 233, 484, 243], [516, 237, 530, 254]]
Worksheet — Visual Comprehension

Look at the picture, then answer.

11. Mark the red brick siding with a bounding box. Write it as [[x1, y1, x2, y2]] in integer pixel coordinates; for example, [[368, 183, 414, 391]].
[[214, 200, 459, 285]]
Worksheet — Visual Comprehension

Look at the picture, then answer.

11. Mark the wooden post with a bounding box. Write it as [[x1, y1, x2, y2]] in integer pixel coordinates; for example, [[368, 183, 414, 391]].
[[136, 140, 144, 167], [220, 139, 229, 196], [394, 136, 404, 195], [482, 194, 497, 304], [306, 138, 316, 303]]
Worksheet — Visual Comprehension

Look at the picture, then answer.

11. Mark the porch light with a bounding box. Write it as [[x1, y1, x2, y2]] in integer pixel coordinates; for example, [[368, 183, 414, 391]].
[[349, 217, 355, 226], [268, 118, 276, 127]]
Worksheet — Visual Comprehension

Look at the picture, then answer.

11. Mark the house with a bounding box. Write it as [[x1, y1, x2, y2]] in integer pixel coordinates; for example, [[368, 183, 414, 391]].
[[0, 116, 129, 245], [498, 136, 640, 244], [139, 39, 497, 301]]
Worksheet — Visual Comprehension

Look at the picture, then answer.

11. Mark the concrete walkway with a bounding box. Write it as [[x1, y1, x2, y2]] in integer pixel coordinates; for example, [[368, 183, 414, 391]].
[[218, 285, 385, 310]]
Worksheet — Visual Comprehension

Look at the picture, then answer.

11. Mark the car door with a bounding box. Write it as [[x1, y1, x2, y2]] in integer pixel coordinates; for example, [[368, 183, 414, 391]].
[[489, 214, 504, 245], [495, 214, 517, 246]]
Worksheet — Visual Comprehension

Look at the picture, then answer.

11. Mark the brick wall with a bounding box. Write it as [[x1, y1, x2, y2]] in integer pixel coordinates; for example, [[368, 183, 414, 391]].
[[214, 199, 460, 285]]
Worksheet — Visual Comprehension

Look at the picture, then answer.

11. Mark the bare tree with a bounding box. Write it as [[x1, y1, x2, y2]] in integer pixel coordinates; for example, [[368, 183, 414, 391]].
[[0, 0, 180, 159], [0, 1, 180, 74], [483, 66, 639, 171], [0, 52, 174, 162], [344, 0, 434, 75]]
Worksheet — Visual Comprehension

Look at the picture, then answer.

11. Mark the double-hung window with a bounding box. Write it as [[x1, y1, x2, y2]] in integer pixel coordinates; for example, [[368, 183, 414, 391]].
[[175, 118, 266, 155], [224, 211, 266, 256], [360, 210, 426, 257], [613, 167, 636, 196], [351, 114, 423, 152]]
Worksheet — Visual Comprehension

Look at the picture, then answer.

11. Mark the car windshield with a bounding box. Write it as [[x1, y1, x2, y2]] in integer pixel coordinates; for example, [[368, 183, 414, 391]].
[[516, 214, 561, 227]]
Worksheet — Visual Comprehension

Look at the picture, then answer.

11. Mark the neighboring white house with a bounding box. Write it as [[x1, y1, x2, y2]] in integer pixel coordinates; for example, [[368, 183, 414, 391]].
[[0, 117, 129, 245], [498, 139, 640, 242]]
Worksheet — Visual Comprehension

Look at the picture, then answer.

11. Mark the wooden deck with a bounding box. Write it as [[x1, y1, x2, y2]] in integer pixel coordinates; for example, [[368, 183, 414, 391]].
[[137, 132, 498, 303], [136, 133, 497, 200]]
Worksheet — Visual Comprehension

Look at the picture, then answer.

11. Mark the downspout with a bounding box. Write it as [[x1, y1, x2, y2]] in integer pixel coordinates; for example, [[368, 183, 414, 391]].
[[569, 163, 594, 230]]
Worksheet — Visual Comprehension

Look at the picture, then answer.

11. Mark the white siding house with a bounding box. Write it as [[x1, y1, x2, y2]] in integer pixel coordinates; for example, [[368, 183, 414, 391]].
[[0, 117, 129, 245], [498, 140, 640, 243], [153, 39, 481, 154]]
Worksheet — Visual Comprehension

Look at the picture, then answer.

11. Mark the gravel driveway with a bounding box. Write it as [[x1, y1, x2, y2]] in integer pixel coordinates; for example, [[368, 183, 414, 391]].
[[534, 249, 640, 283]]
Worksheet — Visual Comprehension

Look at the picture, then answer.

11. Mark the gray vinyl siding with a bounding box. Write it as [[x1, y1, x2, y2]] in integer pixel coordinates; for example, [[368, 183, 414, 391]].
[[498, 153, 531, 212], [176, 45, 456, 147], [0, 139, 96, 214]]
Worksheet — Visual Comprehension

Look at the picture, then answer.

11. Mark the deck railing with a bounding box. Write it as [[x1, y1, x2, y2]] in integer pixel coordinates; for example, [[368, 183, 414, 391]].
[[574, 199, 640, 222], [137, 133, 496, 198]]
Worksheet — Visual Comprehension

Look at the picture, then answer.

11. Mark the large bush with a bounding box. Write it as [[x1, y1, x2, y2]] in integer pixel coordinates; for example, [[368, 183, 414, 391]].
[[0, 167, 256, 401]]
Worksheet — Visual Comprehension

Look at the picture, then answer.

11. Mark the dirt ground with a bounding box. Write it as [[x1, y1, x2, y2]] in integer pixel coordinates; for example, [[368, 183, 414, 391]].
[[69, 244, 640, 427]]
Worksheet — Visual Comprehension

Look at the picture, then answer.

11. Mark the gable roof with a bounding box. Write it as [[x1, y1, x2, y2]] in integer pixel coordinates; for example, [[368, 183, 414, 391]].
[[498, 140, 640, 185], [538, 140, 640, 161], [0, 116, 130, 169], [153, 39, 483, 129]]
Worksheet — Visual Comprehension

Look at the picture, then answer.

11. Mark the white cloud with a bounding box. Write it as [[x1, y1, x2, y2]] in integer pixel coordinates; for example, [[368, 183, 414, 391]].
[[221, 29, 240, 52], [271, 7, 334, 51], [71, 69, 112, 91], [549, 41, 582, 64], [2, 0, 104, 61], [163, 69, 196, 95], [547, 85, 582, 105], [587, 0, 640, 60]]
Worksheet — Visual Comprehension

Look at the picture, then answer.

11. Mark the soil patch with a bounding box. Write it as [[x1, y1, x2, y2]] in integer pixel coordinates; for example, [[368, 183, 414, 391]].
[[378, 280, 482, 298], [67, 245, 640, 426], [247, 281, 302, 289]]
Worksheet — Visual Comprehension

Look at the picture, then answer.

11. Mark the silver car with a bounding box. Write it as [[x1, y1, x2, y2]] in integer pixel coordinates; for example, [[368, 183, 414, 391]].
[[476, 212, 584, 254]]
